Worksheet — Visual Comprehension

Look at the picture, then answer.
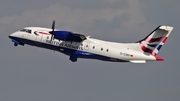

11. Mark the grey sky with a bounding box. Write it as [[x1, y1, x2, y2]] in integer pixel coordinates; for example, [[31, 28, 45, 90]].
[[0, 0, 180, 101]]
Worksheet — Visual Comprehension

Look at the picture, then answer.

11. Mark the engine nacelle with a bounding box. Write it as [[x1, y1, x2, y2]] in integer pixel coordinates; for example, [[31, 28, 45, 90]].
[[53, 31, 70, 40]]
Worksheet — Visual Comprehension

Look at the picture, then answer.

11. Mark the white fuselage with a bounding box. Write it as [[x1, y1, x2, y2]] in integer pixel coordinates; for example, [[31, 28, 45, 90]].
[[9, 27, 157, 63]]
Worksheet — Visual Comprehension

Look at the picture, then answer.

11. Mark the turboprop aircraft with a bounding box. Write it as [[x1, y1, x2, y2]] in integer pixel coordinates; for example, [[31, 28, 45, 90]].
[[9, 21, 173, 63]]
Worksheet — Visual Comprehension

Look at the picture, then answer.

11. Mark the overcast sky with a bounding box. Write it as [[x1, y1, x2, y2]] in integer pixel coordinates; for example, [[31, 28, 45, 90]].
[[0, 0, 180, 101]]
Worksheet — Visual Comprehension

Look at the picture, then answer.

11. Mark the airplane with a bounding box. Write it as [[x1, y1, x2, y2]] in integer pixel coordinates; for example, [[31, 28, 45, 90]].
[[9, 21, 173, 63]]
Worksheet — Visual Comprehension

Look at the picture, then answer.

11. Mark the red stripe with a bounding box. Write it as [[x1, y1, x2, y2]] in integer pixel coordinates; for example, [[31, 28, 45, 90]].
[[155, 56, 164, 61], [38, 32, 50, 35], [149, 37, 162, 42], [141, 46, 153, 54], [162, 37, 168, 43], [144, 48, 153, 54], [148, 49, 153, 54], [141, 46, 146, 51], [154, 53, 157, 56]]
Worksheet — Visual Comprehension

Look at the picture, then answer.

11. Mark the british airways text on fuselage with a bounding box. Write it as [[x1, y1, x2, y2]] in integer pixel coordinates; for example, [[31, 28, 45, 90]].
[[45, 40, 83, 50]]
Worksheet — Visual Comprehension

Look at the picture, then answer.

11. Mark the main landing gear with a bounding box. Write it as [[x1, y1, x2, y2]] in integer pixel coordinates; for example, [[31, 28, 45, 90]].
[[69, 54, 78, 62], [14, 43, 18, 46]]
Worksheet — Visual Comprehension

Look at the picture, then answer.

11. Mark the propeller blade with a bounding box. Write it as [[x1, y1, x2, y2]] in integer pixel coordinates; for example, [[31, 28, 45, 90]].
[[50, 34, 53, 43], [49, 20, 55, 43], [52, 20, 55, 31]]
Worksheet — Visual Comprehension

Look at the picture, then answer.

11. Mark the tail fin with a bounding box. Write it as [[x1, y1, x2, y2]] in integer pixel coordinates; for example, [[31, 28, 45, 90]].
[[138, 25, 173, 56]]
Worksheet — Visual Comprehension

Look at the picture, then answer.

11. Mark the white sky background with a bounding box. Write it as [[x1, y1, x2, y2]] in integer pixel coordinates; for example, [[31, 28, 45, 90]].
[[0, 0, 180, 101]]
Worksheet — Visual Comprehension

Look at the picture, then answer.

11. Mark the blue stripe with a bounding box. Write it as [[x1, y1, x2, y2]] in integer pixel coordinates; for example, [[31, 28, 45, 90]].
[[157, 45, 162, 51]]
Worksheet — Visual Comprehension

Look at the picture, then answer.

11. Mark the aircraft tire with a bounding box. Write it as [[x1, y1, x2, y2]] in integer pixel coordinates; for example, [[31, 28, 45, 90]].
[[14, 43, 18, 46]]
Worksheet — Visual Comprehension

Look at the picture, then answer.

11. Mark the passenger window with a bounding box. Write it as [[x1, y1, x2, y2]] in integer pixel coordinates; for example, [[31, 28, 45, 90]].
[[106, 49, 109, 52], [101, 48, 103, 51], [93, 46, 95, 49]]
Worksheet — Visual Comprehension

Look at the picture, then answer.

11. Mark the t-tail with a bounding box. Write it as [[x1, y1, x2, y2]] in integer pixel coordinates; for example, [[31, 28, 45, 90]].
[[137, 25, 173, 60]]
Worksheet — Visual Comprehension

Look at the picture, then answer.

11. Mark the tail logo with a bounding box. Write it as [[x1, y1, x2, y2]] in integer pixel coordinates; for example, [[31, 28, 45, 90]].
[[139, 26, 173, 56]]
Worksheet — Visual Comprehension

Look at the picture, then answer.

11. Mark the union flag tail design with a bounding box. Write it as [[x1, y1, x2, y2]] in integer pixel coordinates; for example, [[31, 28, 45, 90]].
[[138, 25, 173, 56]]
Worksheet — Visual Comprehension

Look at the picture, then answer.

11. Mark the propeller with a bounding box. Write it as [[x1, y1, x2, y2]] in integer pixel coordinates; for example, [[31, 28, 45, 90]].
[[49, 20, 55, 43]]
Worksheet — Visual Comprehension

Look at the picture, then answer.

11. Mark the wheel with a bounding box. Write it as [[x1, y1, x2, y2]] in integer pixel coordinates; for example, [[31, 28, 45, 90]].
[[14, 43, 18, 46], [71, 60, 77, 62]]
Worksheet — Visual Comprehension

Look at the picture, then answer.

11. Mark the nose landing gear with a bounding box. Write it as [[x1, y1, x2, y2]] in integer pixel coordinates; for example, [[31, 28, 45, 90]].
[[11, 39, 24, 46]]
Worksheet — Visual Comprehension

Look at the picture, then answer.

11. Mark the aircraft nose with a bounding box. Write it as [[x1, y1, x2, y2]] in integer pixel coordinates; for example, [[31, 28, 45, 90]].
[[9, 34, 13, 39], [9, 32, 20, 39], [9, 33, 15, 39]]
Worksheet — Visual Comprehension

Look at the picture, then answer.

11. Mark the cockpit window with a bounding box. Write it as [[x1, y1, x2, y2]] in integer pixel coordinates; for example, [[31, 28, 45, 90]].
[[26, 30, 31, 34], [20, 29, 27, 32], [20, 29, 31, 34]]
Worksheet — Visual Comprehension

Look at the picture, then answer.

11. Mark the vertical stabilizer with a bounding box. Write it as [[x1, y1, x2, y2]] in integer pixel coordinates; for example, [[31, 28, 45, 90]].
[[138, 25, 173, 56]]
